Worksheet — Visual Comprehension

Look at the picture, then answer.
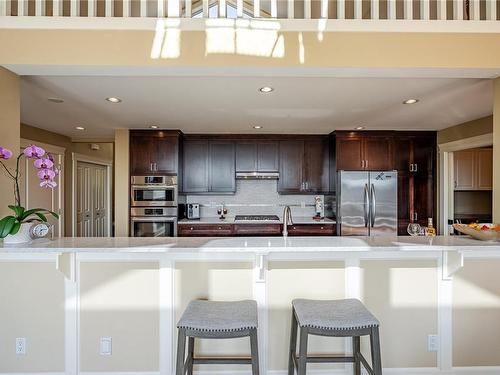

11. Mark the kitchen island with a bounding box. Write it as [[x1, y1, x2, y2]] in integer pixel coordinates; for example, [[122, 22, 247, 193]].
[[1, 236, 500, 375]]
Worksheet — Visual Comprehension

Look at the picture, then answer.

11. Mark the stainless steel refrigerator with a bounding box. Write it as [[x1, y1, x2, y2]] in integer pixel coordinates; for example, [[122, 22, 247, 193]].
[[338, 171, 398, 236]]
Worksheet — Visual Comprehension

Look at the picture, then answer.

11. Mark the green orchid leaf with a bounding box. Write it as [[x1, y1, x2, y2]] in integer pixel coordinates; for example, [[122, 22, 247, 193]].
[[10, 222, 21, 235], [20, 208, 59, 221], [35, 212, 48, 222], [8, 205, 25, 218], [0, 216, 16, 238]]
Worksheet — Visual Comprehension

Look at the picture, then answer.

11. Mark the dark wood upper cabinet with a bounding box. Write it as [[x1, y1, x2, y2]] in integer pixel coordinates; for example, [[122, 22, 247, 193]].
[[182, 140, 209, 193], [209, 141, 236, 193], [130, 130, 180, 175], [336, 132, 393, 171], [279, 137, 330, 194], [236, 141, 278, 172]]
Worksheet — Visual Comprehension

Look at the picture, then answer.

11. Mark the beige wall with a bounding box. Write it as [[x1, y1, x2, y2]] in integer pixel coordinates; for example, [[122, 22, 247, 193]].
[[0, 67, 20, 217], [0, 262, 65, 372], [361, 260, 438, 368], [72, 142, 114, 164], [437, 115, 493, 145], [114, 129, 129, 236], [493, 79, 500, 223], [80, 262, 159, 372]]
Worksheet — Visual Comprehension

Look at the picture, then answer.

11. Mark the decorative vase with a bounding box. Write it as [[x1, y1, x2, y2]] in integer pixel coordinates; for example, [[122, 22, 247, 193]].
[[3, 223, 32, 244]]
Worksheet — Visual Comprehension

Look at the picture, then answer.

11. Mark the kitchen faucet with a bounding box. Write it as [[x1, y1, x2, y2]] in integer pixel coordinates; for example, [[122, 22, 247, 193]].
[[282, 205, 293, 237]]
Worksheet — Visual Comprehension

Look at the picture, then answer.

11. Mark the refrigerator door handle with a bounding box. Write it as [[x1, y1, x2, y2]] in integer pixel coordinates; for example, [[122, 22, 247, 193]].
[[364, 183, 370, 227], [370, 183, 376, 228]]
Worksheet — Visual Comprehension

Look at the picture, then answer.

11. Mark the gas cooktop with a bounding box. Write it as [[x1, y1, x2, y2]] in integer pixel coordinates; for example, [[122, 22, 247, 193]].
[[234, 215, 280, 221]]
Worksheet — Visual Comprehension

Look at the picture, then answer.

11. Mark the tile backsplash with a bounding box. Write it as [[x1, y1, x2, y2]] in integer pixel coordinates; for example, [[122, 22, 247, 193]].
[[183, 179, 335, 218]]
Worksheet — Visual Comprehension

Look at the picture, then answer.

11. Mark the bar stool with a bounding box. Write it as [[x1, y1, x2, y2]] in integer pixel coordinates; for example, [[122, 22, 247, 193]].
[[288, 298, 382, 375], [176, 300, 260, 375]]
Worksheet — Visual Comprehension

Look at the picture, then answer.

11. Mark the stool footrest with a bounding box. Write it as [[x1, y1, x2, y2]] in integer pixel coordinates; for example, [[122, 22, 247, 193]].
[[192, 357, 252, 365], [295, 355, 355, 363]]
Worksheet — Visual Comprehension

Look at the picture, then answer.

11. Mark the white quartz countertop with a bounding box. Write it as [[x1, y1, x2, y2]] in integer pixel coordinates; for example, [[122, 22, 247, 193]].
[[178, 217, 336, 225], [1, 236, 499, 253]]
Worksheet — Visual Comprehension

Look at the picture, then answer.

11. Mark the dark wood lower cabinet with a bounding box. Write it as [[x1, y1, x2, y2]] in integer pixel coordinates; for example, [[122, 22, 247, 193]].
[[178, 223, 336, 237]]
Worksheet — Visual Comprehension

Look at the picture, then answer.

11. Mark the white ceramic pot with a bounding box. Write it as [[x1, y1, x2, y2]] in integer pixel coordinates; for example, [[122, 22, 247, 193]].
[[3, 223, 33, 244]]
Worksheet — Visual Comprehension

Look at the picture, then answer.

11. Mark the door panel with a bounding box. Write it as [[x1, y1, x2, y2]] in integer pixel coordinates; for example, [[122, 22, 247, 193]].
[[278, 140, 304, 193], [414, 174, 434, 228], [257, 142, 279, 172], [413, 136, 435, 176], [130, 136, 153, 175], [209, 141, 236, 193], [364, 137, 393, 171], [236, 142, 257, 172], [394, 138, 412, 172], [77, 163, 92, 237], [182, 140, 209, 193], [369, 171, 397, 236], [339, 171, 369, 236], [476, 148, 493, 190], [154, 136, 178, 174], [454, 150, 475, 190], [304, 138, 329, 193], [336, 137, 363, 171]]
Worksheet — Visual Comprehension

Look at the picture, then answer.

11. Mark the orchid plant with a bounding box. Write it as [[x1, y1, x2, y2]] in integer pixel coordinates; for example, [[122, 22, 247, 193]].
[[0, 144, 59, 239]]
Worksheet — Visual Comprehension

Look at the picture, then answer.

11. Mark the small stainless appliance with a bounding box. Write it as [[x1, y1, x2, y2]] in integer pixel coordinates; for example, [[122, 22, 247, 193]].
[[130, 207, 177, 237], [131, 176, 177, 207], [187, 203, 200, 220], [338, 171, 398, 236]]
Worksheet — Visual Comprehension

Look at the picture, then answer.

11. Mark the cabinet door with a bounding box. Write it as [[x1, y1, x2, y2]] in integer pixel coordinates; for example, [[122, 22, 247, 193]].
[[209, 141, 236, 193], [278, 140, 304, 193], [182, 140, 209, 193], [154, 136, 178, 174], [454, 150, 475, 190], [476, 148, 493, 190], [363, 136, 393, 170], [236, 142, 257, 172], [414, 174, 434, 228], [394, 137, 412, 172], [304, 138, 329, 193], [413, 136, 435, 176], [336, 137, 363, 171], [257, 142, 279, 172], [397, 172, 411, 235], [130, 136, 154, 175]]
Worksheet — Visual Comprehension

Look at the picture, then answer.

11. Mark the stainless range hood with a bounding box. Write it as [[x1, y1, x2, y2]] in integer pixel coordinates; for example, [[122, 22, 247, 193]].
[[236, 171, 279, 179]]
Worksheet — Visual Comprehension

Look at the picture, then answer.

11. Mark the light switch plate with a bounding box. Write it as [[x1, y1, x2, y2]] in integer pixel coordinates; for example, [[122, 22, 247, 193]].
[[428, 334, 439, 352], [16, 338, 26, 355], [100, 337, 112, 356]]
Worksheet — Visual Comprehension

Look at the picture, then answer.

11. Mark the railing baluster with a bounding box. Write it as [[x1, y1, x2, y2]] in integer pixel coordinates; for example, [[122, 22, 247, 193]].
[[185, 0, 192, 17], [353, 0, 362, 19], [105, 0, 114, 17], [254, 0, 260, 17], [453, 0, 464, 20], [122, 0, 130, 17], [17, 0, 25, 16], [218, 0, 226, 17], [404, 0, 412, 19], [158, 0, 164, 17], [271, 0, 277, 17], [437, 0, 447, 20], [70, 0, 80, 16], [388, 0, 396, 19], [35, 0, 45, 16], [321, 0, 328, 18], [140, 0, 147, 17], [337, 0, 345, 19], [304, 0, 311, 18], [470, 0, 480, 20], [486, 0, 497, 20], [287, 0, 294, 19], [371, 0, 379, 19], [203, 0, 209, 17], [420, 0, 430, 20], [169, 0, 180, 17]]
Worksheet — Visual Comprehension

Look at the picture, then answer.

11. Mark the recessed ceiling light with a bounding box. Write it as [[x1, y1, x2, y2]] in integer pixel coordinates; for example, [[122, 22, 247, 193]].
[[48, 97, 64, 103], [106, 97, 122, 103], [259, 86, 274, 93], [253, 125, 263, 129], [403, 99, 419, 104], [355, 126, 365, 130], [75, 126, 85, 131], [150, 125, 159, 129]]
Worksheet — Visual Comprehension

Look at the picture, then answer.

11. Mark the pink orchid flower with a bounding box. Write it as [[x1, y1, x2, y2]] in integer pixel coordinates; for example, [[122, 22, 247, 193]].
[[0, 147, 13, 160], [37, 168, 56, 180], [34, 157, 54, 169], [23, 145, 45, 158], [40, 179, 57, 189]]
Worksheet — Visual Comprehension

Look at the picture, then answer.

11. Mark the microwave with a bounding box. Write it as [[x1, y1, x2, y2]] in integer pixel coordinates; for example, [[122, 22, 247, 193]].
[[131, 176, 177, 207]]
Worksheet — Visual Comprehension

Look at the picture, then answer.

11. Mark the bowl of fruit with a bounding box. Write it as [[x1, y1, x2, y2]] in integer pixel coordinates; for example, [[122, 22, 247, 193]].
[[453, 223, 500, 241]]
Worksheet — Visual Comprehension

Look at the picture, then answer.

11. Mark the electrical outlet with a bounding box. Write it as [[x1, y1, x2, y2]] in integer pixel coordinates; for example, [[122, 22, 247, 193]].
[[301, 201, 306, 208], [16, 338, 26, 355], [428, 334, 439, 352], [100, 337, 112, 356]]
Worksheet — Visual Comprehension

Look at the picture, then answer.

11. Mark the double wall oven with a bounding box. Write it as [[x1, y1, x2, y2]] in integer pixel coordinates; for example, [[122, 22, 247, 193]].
[[130, 176, 178, 237]]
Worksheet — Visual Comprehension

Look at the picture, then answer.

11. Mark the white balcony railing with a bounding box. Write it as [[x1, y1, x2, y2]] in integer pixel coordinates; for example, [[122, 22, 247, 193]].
[[0, 0, 498, 21]]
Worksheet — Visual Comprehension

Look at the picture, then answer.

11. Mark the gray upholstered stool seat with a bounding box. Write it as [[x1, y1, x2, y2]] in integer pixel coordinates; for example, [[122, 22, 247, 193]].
[[292, 298, 379, 331], [176, 300, 259, 375], [289, 298, 382, 375], [177, 300, 258, 333]]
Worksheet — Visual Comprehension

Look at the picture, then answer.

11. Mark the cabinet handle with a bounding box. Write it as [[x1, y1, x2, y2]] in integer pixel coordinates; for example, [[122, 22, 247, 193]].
[[320, 226, 324, 230], [218, 226, 222, 230], [454, 181, 458, 188], [365, 160, 368, 169], [414, 163, 418, 172], [410, 164, 414, 172], [190, 227, 193, 230], [414, 212, 418, 221], [305, 182, 309, 190], [150, 163, 154, 172], [361, 160, 364, 169]]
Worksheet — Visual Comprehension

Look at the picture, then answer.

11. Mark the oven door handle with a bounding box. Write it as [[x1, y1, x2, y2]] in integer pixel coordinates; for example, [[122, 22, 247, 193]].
[[130, 217, 177, 222], [131, 185, 176, 190]]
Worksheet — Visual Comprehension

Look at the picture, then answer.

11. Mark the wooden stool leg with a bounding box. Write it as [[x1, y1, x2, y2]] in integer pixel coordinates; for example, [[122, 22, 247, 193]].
[[176, 329, 187, 375], [288, 309, 298, 375], [352, 336, 361, 375], [187, 337, 194, 375], [370, 327, 383, 375], [250, 328, 260, 375], [297, 327, 309, 375]]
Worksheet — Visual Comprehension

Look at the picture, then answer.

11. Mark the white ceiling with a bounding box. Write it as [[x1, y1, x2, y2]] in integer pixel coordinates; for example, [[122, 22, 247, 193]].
[[20, 75, 493, 138]]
